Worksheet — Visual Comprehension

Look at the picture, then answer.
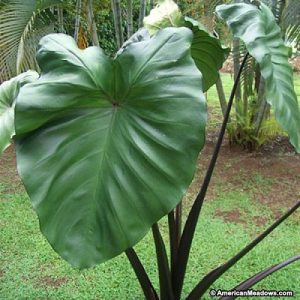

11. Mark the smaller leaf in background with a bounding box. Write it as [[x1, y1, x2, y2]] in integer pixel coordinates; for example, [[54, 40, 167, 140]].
[[0, 70, 38, 155], [143, 0, 184, 35], [143, 0, 229, 92], [185, 17, 230, 92], [216, 2, 300, 152]]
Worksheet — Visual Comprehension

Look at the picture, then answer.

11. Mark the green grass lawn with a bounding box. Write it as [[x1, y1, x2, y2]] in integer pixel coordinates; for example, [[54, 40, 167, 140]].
[[0, 73, 299, 299], [207, 72, 300, 105], [1, 163, 299, 299]]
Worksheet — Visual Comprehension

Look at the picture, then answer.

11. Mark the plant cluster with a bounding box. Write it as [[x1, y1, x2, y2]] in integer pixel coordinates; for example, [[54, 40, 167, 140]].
[[0, 0, 299, 299]]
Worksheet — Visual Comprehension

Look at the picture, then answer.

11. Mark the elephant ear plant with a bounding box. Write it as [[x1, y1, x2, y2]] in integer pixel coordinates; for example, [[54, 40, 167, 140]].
[[0, 0, 299, 299]]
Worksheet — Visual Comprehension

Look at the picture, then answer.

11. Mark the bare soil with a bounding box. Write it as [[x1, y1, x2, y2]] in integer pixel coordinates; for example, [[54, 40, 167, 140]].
[[39, 276, 69, 288], [291, 56, 300, 73], [215, 208, 246, 225], [184, 134, 300, 223], [221, 56, 300, 73]]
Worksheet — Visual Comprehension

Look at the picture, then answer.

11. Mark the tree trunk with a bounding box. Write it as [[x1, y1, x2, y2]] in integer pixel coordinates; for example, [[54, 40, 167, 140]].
[[232, 38, 241, 102], [215, 75, 229, 120], [150, 0, 154, 10], [232, 0, 241, 103], [254, 78, 267, 135], [74, 0, 81, 42], [111, 0, 124, 49], [127, 0, 133, 39], [87, 0, 99, 46], [138, 0, 146, 28], [57, 7, 64, 33], [254, 65, 261, 94], [232, 38, 242, 137]]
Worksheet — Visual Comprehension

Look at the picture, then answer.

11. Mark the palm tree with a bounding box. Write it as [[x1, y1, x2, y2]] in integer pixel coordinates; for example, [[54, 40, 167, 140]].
[[281, 0, 300, 51], [86, 0, 99, 46], [0, 0, 63, 82], [74, 0, 82, 42], [138, 0, 146, 28], [111, 0, 123, 48], [126, 0, 133, 38]]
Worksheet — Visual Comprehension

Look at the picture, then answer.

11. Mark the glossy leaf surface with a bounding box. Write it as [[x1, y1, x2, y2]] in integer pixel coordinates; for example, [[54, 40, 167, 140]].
[[184, 17, 229, 91], [15, 29, 206, 268], [216, 2, 300, 152], [0, 70, 38, 155]]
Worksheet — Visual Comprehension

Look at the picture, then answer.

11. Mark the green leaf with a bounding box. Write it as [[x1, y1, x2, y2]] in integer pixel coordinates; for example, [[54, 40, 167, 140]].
[[0, 70, 38, 155], [184, 17, 230, 92], [216, 2, 300, 152], [15, 29, 206, 268], [143, 0, 184, 36], [143, 1, 229, 91]]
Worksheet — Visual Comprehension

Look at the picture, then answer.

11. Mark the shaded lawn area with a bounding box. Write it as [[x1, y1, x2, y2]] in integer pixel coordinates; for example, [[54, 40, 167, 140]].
[[0, 74, 299, 299]]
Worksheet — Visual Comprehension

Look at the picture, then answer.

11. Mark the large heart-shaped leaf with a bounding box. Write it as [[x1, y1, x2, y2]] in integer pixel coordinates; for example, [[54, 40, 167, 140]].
[[216, 2, 300, 152], [15, 29, 206, 268], [0, 70, 38, 155]]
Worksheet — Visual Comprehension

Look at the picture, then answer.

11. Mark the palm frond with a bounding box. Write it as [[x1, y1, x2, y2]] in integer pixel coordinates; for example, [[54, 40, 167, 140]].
[[0, 0, 62, 82], [262, 0, 286, 23], [258, 117, 287, 144], [282, 0, 300, 48]]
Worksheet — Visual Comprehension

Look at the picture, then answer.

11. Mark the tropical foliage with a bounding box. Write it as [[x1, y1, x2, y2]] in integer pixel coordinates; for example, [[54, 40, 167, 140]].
[[15, 29, 206, 267], [0, 70, 38, 154], [0, 0, 299, 299], [0, 0, 62, 82], [226, 0, 300, 149], [0, 0, 156, 82]]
